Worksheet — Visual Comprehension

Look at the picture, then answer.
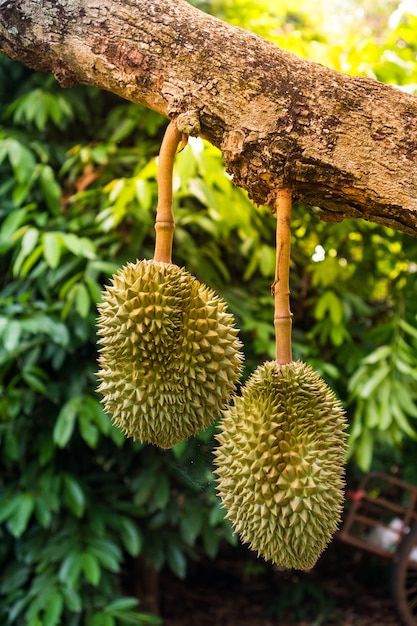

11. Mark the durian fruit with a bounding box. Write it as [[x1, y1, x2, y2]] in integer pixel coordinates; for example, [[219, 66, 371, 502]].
[[214, 187, 346, 570], [97, 258, 243, 449], [97, 121, 243, 447], [214, 360, 347, 570]]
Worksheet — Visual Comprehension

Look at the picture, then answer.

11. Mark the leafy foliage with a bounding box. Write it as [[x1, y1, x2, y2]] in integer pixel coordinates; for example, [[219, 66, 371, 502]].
[[1, 1, 417, 623]]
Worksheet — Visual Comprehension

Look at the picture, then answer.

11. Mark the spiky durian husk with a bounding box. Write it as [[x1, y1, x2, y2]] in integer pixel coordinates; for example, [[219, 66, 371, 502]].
[[97, 259, 243, 448], [214, 360, 347, 570]]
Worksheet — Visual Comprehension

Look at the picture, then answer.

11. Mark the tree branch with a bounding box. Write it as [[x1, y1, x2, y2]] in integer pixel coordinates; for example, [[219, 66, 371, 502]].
[[1, 0, 416, 235]]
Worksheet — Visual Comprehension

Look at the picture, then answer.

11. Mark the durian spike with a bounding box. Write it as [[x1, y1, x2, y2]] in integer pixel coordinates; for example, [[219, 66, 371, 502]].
[[273, 188, 293, 365], [154, 120, 187, 264]]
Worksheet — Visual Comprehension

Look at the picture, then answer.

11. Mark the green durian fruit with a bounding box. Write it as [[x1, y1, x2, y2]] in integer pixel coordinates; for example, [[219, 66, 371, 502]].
[[97, 259, 243, 448], [214, 360, 347, 570]]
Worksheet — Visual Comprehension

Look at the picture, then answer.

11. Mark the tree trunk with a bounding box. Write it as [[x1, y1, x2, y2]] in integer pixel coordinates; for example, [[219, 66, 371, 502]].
[[1, 0, 417, 236]]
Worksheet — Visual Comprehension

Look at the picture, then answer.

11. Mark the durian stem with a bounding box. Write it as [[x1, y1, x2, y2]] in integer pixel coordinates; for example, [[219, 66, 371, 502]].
[[154, 120, 184, 264], [273, 188, 293, 365]]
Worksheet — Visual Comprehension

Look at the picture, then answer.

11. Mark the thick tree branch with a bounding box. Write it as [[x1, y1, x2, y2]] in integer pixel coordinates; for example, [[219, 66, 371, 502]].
[[1, 0, 417, 235]]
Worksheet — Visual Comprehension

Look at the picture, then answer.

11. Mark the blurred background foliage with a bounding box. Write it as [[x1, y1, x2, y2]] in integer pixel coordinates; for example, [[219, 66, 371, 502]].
[[1, 0, 417, 623]]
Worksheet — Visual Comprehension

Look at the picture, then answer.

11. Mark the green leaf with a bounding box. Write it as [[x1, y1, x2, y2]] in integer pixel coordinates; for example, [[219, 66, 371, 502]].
[[58, 552, 83, 588], [258, 244, 275, 277], [62, 587, 82, 613], [23, 370, 47, 394], [399, 318, 417, 341], [82, 552, 101, 586], [171, 439, 188, 460], [395, 386, 417, 418], [85, 276, 103, 304], [78, 407, 99, 448], [166, 543, 187, 579], [202, 523, 219, 559], [8, 597, 29, 624], [119, 517, 143, 557], [391, 398, 417, 439], [74, 283, 91, 318], [38, 165, 62, 214], [7, 138, 36, 184], [314, 290, 344, 325], [135, 179, 153, 210], [360, 363, 391, 397], [20, 225, 39, 255], [92, 614, 115, 626], [180, 505, 204, 546], [88, 538, 121, 573], [362, 345, 392, 365], [61, 233, 96, 259], [151, 474, 170, 509], [104, 598, 139, 612], [62, 474, 86, 518], [34, 498, 52, 528], [85, 397, 111, 435], [53, 398, 78, 447], [0, 563, 30, 593], [353, 429, 374, 472], [43, 591, 63, 626], [12, 226, 40, 276], [208, 504, 226, 526], [6, 493, 35, 537], [0, 207, 27, 249], [20, 245, 43, 278], [133, 471, 157, 506], [3, 319, 21, 352], [43, 232, 62, 269]]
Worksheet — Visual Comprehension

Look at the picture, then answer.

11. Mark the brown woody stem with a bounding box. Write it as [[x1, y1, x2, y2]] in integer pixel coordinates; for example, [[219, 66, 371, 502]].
[[273, 189, 293, 365], [153, 120, 183, 263]]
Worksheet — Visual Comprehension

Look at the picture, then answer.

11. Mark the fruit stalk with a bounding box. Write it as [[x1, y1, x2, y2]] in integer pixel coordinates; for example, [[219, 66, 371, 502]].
[[154, 120, 184, 264], [273, 188, 293, 365]]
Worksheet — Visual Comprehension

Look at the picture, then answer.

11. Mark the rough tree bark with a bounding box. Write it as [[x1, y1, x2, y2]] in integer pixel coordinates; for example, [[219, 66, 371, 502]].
[[1, 0, 416, 235]]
